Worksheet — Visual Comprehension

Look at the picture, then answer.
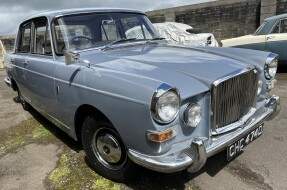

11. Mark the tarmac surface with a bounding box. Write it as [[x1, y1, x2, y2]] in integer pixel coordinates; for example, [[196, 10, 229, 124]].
[[0, 69, 286, 190]]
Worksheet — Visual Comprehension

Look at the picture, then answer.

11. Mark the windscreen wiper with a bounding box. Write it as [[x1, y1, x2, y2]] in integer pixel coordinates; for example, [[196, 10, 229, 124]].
[[102, 38, 137, 50], [145, 37, 166, 44]]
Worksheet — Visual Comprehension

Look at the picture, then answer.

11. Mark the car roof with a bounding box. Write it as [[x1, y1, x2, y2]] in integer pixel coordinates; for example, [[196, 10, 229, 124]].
[[264, 13, 287, 22], [256, 13, 287, 35], [25, 8, 144, 21]]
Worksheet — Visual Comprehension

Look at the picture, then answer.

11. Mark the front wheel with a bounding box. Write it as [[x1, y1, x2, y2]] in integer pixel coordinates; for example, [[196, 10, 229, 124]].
[[81, 115, 137, 182]]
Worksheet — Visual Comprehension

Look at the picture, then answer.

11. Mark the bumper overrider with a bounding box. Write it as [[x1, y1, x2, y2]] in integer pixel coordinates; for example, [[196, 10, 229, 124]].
[[128, 95, 280, 173]]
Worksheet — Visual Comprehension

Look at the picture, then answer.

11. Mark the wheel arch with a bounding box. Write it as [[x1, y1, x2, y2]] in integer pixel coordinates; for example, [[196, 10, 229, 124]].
[[10, 78, 18, 91], [74, 104, 113, 141]]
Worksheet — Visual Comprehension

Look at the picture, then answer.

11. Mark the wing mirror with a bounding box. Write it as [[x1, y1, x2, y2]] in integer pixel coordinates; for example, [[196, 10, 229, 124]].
[[64, 50, 90, 67]]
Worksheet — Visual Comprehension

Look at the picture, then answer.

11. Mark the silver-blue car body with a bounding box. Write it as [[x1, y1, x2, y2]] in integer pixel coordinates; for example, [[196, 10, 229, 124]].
[[4, 8, 280, 182]]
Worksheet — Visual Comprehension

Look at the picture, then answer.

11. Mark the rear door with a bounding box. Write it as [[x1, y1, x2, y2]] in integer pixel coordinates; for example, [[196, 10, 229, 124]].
[[13, 23, 32, 98], [24, 18, 58, 116], [266, 18, 287, 64]]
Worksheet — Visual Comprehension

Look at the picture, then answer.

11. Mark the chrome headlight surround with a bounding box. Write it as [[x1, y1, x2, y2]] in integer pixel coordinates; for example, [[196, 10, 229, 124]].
[[150, 84, 180, 124], [265, 53, 278, 80], [184, 103, 202, 127]]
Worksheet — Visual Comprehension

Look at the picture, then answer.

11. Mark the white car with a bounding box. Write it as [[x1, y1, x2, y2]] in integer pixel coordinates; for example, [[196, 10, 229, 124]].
[[222, 13, 287, 66], [126, 22, 218, 47], [153, 22, 218, 47]]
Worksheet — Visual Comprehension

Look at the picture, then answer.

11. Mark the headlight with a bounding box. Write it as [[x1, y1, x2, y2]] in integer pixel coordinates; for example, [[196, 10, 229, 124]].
[[151, 84, 180, 123], [265, 53, 278, 80], [184, 103, 202, 127]]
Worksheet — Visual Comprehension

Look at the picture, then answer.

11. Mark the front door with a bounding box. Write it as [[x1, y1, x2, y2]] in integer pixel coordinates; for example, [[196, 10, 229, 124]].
[[23, 18, 58, 117]]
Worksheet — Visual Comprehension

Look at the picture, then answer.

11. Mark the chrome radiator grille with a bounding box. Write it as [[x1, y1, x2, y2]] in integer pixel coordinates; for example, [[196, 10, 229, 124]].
[[211, 69, 258, 129]]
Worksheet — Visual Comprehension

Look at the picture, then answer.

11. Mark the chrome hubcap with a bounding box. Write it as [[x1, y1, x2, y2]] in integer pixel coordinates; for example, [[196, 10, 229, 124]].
[[92, 128, 125, 169], [96, 133, 121, 163]]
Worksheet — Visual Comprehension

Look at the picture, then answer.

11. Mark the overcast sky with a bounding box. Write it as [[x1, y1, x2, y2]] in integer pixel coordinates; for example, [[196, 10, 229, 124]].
[[0, 0, 213, 35]]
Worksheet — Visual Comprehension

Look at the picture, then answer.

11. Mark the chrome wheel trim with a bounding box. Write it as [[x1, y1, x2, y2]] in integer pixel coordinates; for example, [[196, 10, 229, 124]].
[[92, 127, 126, 170]]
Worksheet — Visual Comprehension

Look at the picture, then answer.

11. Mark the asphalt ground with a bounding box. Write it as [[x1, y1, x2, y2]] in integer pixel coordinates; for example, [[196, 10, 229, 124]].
[[0, 69, 286, 190]]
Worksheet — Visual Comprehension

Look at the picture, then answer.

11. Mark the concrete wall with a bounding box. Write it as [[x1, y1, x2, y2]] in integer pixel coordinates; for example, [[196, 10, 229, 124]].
[[146, 0, 287, 40]]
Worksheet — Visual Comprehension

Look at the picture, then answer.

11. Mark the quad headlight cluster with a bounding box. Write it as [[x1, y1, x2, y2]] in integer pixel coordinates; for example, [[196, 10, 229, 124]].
[[151, 84, 202, 127], [149, 84, 202, 143], [264, 53, 278, 80]]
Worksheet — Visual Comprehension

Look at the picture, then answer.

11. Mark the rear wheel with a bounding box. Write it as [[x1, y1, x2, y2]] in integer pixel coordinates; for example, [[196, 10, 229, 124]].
[[17, 90, 31, 111], [81, 114, 137, 182]]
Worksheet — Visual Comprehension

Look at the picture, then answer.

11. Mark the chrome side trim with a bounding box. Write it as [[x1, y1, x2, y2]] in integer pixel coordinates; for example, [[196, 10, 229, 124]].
[[27, 100, 70, 133]]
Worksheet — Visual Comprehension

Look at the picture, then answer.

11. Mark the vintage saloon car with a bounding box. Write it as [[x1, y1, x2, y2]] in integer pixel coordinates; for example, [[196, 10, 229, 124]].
[[4, 9, 280, 182], [222, 13, 287, 66]]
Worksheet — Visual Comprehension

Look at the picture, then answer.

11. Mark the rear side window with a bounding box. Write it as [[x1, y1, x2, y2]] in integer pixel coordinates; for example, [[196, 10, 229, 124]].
[[33, 19, 52, 55], [270, 21, 280, 34], [280, 19, 287, 33], [270, 19, 287, 34], [18, 24, 31, 53]]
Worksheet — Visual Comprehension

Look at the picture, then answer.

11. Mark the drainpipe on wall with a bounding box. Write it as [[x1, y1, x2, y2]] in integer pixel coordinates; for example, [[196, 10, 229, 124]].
[[260, 0, 277, 24]]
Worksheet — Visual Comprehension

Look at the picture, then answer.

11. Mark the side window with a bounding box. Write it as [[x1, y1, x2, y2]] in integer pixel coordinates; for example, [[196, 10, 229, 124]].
[[280, 19, 287, 33], [270, 21, 280, 34], [33, 19, 52, 55], [18, 24, 31, 53]]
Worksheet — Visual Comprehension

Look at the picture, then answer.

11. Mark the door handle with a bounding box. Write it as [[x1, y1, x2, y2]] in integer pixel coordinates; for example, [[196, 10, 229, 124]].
[[23, 60, 29, 66]]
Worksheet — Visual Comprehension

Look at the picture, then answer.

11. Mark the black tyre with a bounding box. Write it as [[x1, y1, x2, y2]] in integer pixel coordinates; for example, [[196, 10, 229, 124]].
[[81, 114, 137, 182], [17, 90, 31, 111]]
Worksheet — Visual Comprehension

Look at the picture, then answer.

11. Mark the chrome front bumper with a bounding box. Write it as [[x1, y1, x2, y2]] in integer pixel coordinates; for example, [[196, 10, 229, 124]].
[[128, 95, 280, 173]]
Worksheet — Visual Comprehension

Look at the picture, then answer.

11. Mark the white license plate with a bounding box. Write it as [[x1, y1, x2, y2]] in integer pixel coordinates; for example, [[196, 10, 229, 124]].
[[227, 125, 263, 160]]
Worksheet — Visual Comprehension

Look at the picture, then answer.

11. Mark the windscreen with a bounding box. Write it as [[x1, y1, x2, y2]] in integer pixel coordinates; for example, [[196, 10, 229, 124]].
[[53, 13, 160, 53]]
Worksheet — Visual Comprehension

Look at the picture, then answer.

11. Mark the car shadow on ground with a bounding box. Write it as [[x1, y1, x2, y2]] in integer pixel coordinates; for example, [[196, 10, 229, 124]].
[[123, 152, 230, 190], [27, 107, 82, 152], [23, 100, 232, 190]]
